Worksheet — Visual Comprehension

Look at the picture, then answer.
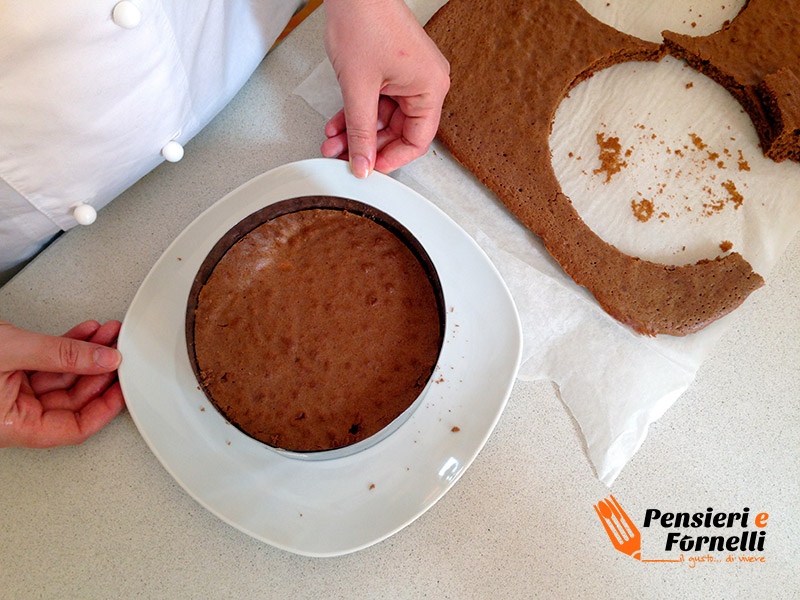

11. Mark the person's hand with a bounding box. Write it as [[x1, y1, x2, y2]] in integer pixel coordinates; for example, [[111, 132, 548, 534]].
[[321, 0, 450, 177], [0, 320, 124, 448]]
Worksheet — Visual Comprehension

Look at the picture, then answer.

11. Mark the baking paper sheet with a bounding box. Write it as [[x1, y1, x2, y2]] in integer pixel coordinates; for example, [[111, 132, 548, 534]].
[[294, 0, 800, 485]]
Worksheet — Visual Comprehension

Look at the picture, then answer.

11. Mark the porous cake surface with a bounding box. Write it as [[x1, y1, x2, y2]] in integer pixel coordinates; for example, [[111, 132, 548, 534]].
[[193, 208, 442, 451]]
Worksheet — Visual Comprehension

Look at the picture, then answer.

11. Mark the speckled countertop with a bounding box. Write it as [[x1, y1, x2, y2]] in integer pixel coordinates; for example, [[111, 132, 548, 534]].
[[1, 9, 798, 599]]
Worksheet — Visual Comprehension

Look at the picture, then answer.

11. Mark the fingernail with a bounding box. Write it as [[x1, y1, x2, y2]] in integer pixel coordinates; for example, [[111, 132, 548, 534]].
[[351, 155, 371, 179], [94, 347, 121, 368]]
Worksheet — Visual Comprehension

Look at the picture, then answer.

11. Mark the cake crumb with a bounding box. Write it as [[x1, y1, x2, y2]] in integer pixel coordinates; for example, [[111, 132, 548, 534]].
[[737, 150, 750, 171], [226, 441, 231, 446], [451, 426, 461, 432], [689, 133, 707, 150], [593, 132, 628, 182], [719, 240, 733, 252], [685, 82, 694, 89], [701, 180, 744, 216], [177, 257, 182, 261], [200, 407, 205, 412], [631, 198, 655, 222], [369, 483, 375, 490], [721, 180, 744, 209]]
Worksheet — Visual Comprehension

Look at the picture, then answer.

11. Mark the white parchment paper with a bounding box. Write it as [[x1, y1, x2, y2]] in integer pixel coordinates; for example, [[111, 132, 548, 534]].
[[294, 0, 800, 485]]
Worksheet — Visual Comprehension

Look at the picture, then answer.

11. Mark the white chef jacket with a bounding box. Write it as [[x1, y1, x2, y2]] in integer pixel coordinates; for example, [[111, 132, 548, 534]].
[[0, 0, 304, 279]]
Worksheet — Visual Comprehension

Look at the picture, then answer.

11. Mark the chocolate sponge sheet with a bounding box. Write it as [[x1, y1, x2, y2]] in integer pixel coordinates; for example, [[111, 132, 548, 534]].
[[425, 0, 764, 336]]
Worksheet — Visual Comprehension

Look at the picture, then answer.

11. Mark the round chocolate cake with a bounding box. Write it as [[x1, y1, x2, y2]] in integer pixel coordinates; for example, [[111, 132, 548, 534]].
[[188, 199, 444, 453]]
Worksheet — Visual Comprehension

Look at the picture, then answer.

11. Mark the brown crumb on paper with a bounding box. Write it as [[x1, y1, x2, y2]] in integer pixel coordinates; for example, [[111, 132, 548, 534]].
[[737, 150, 750, 171], [593, 132, 628, 183], [631, 198, 655, 222], [720, 240, 733, 252], [369, 483, 375, 490], [702, 180, 744, 216], [451, 426, 461, 432], [686, 82, 694, 89], [721, 180, 744, 209], [689, 133, 707, 150]]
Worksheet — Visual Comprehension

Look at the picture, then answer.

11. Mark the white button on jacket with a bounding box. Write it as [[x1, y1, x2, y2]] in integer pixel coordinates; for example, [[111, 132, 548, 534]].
[[161, 140, 185, 163], [0, 0, 304, 275], [112, 1, 142, 29], [72, 204, 98, 226]]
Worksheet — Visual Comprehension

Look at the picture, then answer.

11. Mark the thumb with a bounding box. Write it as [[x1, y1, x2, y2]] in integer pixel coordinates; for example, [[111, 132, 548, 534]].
[[0, 323, 121, 374], [340, 76, 380, 179]]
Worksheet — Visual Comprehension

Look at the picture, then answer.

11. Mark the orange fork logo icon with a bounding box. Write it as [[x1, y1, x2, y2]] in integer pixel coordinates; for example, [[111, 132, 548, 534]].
[[594, 495, 641, 560]]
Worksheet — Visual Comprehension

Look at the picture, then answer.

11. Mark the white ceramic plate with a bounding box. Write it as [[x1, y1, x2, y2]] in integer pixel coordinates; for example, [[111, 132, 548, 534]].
[[118, 158, 522, 557]]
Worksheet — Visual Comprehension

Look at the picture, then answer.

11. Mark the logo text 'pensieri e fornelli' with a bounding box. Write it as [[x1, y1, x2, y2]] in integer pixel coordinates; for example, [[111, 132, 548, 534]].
[[594, 495, 769, 565]]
